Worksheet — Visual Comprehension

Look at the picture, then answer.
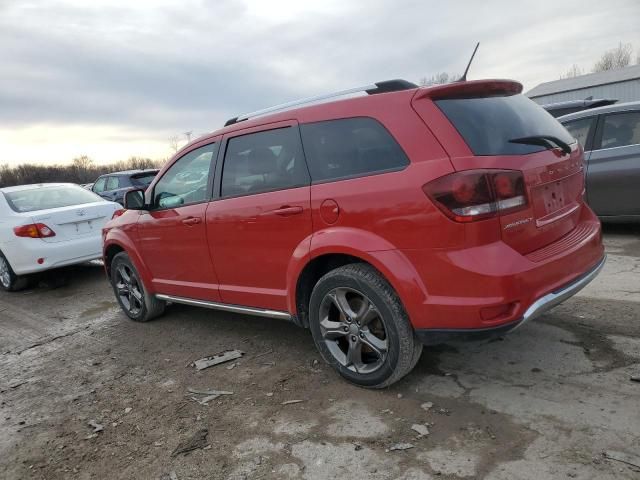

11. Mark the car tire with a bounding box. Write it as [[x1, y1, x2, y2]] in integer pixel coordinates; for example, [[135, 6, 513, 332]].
[[308, 263, 422, 388], [110, 252, 165, 322], [0, 251, 29, 292]]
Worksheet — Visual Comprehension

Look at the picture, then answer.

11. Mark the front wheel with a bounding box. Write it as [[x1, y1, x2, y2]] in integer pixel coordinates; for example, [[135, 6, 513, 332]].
[[309, 263, 422, 388], [110, 252, 165, 322]]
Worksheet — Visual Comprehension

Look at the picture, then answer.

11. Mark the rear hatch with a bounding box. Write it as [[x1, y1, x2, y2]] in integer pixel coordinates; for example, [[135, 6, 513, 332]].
[[31, 201, 119, 243], [413, 81, 584, 255]]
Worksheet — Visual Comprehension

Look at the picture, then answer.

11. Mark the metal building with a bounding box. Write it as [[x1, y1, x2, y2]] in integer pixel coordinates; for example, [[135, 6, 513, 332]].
[[526, 64, 640, 106]]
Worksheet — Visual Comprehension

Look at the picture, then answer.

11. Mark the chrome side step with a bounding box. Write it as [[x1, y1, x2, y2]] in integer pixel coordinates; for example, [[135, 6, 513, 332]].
[[155, 294, 292, 320]]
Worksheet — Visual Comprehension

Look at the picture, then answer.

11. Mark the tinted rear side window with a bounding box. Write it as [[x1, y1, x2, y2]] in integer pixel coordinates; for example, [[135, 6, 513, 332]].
[[436, 94, 575, 155], [300, 117, 409, 183], [562, 117, 596, 149]]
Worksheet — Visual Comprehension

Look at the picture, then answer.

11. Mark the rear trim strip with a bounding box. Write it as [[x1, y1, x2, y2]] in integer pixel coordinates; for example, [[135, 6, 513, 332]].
[[155, 294, 292, 320], [513, 254, 606, 330]]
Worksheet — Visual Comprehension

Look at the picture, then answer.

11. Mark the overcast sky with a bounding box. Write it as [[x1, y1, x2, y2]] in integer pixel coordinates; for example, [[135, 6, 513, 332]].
[[1, 0, 639, 165]]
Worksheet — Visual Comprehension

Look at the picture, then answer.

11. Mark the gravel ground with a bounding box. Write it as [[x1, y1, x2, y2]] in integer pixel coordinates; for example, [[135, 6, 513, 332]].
[[1, 225, 639, 480]]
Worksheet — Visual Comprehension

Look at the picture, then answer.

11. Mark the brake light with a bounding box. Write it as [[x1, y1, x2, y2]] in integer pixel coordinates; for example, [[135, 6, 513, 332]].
[[423, 169, 528, 222], [111, 209, 125, 220], [13, 223, 56, 238]]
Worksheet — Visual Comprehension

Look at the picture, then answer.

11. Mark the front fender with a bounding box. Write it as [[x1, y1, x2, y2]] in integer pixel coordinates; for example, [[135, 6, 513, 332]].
[[103, 224, 153, 293], [285, 228, 429, 326]]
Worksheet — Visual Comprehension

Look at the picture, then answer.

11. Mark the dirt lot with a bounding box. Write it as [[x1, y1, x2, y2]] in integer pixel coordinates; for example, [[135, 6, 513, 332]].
[[1, 225, 639, 480]]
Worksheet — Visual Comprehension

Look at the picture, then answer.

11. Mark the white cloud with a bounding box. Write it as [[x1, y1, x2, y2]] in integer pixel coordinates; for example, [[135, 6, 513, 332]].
[[0, 0, 639, 164]]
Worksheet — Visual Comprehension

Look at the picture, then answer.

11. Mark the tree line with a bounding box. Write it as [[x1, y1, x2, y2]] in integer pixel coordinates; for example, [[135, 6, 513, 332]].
[[0, 156, 166, 188]]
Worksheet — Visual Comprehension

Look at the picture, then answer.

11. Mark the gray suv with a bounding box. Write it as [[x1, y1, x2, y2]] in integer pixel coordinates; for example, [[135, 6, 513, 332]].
[[560, 102, 640, 222]]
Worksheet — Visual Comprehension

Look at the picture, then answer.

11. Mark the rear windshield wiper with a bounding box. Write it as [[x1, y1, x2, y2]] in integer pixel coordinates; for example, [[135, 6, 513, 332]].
[[509, 135, 572, 155]]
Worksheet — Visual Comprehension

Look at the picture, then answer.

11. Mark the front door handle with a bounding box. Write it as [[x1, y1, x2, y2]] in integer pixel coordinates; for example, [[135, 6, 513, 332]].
[[182, 217, 202, 226], [268, 206, 303, 217]]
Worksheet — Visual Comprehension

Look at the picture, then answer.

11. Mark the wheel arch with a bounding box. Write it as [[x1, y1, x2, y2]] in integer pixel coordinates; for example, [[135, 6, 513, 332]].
[[103, 234, 153, 292], [287, 229, 429, 328]]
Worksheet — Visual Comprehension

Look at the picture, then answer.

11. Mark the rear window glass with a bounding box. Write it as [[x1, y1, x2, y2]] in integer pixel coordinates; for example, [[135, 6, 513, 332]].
[[300, 117, 409, 183], [436, 94, 576, 155], [3, 185, 103, 213], [131, 172, 157, 187]]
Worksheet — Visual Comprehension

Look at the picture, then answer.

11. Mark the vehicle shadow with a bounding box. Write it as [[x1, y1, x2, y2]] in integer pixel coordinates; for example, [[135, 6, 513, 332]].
[[26, 261, 107, 291]]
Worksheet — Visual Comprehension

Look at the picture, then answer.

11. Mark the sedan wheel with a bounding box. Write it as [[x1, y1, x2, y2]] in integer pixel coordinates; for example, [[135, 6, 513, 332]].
[[0, 255, 11, 289]]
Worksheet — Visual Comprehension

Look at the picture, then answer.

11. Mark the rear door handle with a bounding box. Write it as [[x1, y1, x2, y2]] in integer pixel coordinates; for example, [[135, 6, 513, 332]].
[[267, 206, 303, 217], [182, 217, 202, 226]]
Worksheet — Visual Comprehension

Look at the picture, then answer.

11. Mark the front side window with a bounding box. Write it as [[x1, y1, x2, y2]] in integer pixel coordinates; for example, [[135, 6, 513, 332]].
[[93, 177, 106, 193], [153, 144, 217, 209], [299, 117, 409, 183], [600, 111, 640, 149], [106, 176, 120, 190], [563, 117, 596, 150], [221, 127, 309, 197]]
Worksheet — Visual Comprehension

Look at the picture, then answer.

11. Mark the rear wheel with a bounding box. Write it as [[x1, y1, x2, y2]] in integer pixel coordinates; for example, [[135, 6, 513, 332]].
[[0, 252, 29, 292], [309, 263, 422, 388], [110, 252, 165, 322]]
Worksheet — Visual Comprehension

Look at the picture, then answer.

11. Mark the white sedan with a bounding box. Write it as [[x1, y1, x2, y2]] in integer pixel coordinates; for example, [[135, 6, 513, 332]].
[[0, 183, 121, 291]]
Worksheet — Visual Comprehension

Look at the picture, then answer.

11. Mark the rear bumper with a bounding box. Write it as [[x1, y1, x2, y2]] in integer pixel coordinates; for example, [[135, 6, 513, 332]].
[[1, 235, 103, 275], [415, 255, 605, 345]]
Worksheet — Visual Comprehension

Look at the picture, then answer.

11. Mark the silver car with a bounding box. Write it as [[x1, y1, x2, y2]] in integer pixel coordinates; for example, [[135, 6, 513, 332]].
[[559, 101, 640, 222]]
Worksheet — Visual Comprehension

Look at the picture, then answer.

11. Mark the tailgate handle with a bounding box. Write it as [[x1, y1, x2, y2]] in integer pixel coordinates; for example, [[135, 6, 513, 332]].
[[182, 216, 202, 226]]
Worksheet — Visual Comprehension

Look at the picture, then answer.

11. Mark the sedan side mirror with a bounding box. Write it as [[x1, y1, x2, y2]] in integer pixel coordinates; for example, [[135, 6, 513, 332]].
[[124, 189, 146, 210]]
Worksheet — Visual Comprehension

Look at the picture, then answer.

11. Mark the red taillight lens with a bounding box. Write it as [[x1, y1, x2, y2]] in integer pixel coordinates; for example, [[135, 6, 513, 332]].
[[423, 169, 528, 222], [13, 223, 56, 238], [111, 209, 125, 220]]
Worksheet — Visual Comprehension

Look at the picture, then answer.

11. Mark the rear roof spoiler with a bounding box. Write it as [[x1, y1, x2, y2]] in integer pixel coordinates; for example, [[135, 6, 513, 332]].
[[414, 79, 523, 101]]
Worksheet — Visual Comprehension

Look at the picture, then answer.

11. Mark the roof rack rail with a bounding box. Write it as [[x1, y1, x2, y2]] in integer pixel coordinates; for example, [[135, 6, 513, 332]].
[[224, 79, 418, 127]]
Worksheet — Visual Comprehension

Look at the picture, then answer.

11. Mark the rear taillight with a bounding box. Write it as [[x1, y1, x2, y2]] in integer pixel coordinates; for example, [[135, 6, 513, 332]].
[[111, 209, 125, 220], [423, 169, 528, 222], [13, 223, 56, 238]]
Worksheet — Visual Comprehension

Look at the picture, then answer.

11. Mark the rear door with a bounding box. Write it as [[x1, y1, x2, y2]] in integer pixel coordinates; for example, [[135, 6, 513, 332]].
[[413, 85, 585, 255], [205, 121, 312, 311], [585, 110, 640, 216], [137, 141, 220, 301]]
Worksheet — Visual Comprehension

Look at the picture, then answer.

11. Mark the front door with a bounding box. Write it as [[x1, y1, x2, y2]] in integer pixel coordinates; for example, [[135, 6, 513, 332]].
[[137, 141, 221, 301], [205, 122, 312, 311]]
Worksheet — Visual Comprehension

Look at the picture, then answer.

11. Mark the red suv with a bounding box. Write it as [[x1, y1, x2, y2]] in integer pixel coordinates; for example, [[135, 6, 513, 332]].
[[103, 79, 605, 388]]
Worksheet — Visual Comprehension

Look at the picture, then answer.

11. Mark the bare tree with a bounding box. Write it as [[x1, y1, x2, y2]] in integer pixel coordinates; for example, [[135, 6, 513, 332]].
[[419, 72, 459, 86], [168, 135, 180, 153], [560, 64, 583, 79], [592, 42, 633, 73]]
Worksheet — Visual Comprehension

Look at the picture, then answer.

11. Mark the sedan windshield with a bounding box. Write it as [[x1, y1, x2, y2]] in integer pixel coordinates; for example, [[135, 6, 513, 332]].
[[3, 185, 103, 213]]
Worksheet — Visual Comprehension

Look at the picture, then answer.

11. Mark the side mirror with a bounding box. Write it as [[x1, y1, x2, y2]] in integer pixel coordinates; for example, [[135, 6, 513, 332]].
[[124, 189, 146, 210]]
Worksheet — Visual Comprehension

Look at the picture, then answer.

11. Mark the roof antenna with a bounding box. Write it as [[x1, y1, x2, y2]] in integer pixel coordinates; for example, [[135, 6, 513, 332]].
[[458, 42, 480, 82]]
